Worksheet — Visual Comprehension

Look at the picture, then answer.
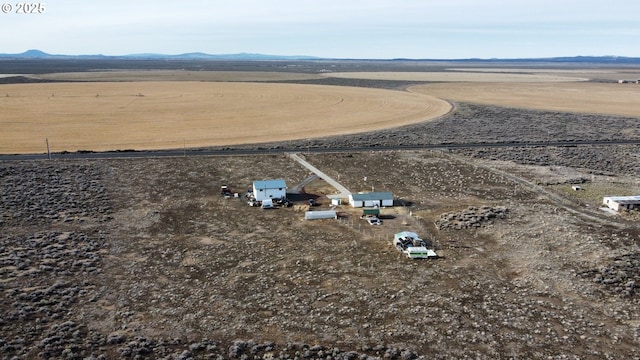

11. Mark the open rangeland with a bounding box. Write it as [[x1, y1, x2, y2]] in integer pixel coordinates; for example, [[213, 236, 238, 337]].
[[0, 81, 450, 154], [1, 63, 639, 359], [1, 149, 639, 359]]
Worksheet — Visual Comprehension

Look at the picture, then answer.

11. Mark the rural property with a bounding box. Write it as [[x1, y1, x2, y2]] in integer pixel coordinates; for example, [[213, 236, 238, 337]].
[[1, 59, 640, 359]]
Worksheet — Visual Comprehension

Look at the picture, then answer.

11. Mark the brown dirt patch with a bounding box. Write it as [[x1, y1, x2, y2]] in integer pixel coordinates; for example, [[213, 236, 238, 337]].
[[0, 81, 450, 154]]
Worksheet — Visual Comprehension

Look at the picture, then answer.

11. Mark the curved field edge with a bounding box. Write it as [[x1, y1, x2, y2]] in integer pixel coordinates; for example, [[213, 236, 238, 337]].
[[0, 81, 451, 154], [408, 82, 640, 117]]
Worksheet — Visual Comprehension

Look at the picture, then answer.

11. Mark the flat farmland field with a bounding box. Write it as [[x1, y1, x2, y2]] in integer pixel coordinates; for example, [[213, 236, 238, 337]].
[[0, 81, 450, 154], [36, 70, 323, 82], [324, 70, 640, 117], [3, 66, 639, 154], [409, 82, 640, 117], [323, 71, 590, 82]]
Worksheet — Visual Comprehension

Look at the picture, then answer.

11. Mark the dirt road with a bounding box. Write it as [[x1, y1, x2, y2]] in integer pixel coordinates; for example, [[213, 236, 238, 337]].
[[288, 152, 351, 198]]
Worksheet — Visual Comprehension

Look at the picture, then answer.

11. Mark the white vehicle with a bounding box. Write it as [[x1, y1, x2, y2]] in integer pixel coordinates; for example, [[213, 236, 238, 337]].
[[393, 231, 437, 259], [261, 198, 274, 209], [367, 217, 382, 225]]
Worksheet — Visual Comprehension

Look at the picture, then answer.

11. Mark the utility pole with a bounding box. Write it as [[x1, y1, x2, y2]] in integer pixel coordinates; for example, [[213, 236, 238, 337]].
[[46, 138, 51, 160]]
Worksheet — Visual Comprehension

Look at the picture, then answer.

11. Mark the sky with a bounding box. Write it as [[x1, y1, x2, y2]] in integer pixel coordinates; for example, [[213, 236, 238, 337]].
[[2, 0, 639, 59]]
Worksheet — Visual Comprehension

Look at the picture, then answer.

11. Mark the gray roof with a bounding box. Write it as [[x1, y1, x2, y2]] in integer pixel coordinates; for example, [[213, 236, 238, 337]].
[[605, 195, 640, 204], [253, 179, 287, 189], [350, 191, 393, 201]]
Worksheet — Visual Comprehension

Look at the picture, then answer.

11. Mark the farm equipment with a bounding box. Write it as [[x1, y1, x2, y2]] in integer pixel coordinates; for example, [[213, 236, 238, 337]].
[[275, 197, 292, 207], [247, 198, 259, 207], [220, 185, 233, 198], [393, 231, 437, 259]]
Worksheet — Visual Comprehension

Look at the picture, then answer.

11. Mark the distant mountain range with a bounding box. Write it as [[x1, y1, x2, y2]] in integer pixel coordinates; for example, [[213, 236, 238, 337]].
[[0, 49, 321, 61], [1, 49, 640, 63]]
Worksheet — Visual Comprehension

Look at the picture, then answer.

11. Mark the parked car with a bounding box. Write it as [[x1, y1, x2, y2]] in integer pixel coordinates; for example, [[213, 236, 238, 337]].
[[261, 199, 274, 209], [367, 217, 382, 225]]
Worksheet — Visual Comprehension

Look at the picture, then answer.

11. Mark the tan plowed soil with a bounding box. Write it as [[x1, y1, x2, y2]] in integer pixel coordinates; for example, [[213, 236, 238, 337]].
[[409, 82, 640, 117], [0, 81, 451, 154], [324, 71, 589, 82]]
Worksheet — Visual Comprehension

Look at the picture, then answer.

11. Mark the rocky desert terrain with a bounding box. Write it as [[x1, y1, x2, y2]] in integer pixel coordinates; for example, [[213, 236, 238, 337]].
[[2, 127, 639, 359]]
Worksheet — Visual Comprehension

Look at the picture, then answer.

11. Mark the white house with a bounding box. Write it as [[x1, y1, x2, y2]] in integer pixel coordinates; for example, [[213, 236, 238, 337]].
[[252, 179, 287, 202], [603, 195, 640, 212], [349, 191, 394, 208]]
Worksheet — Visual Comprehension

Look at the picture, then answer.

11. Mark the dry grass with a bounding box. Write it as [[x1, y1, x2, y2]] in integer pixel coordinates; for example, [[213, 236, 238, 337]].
[[0, 81, 450, 154], [323, 69, 640, 117], [323, 71, 589, 82], [409, 82, 640, 117], [35, 70, 323, 82], [4, 68, 639, 155], [552, 181, 640, 207], [445, 68, 640, 81]]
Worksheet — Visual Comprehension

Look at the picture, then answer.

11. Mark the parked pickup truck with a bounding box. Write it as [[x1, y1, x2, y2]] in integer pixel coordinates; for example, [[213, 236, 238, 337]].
[[393, 231, 437, 259]]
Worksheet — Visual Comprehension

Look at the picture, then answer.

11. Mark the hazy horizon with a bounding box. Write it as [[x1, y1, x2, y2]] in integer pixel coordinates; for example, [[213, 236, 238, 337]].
[[2, 0, 639, 60], [5, 49, 640, 61]]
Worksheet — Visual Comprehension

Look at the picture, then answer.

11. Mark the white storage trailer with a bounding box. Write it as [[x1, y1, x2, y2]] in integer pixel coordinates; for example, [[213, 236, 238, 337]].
[[305, 210, 337, 220], [603, 195, 640, 212]]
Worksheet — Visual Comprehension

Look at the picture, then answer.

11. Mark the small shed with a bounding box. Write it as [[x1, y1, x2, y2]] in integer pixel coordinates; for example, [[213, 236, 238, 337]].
[[362, 208, 380, 217], [603, 195, 640, 212], [252, 179, 287, 202], [349, 192, 394, 208], [305, 210, 337, 220]]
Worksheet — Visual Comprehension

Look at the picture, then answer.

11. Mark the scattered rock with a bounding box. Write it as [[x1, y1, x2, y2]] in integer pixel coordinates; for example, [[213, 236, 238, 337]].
[[435, 205, 508, 230]]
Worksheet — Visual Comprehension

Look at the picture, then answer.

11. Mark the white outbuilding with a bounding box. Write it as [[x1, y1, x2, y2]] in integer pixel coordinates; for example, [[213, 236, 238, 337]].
[[349, 191, 394, 208], [305, 210, 337, 220], [252, 179, 287, 202], [603, 195, 640, 212]]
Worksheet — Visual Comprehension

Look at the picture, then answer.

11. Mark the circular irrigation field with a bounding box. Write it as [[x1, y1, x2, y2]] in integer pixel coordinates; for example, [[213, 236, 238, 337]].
[[324, 71, 640, 117], [0, 81, 451, 154]]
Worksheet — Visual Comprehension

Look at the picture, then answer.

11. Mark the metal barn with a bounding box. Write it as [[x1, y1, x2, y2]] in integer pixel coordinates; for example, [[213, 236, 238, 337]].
[[349, 192, 394, 208]]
